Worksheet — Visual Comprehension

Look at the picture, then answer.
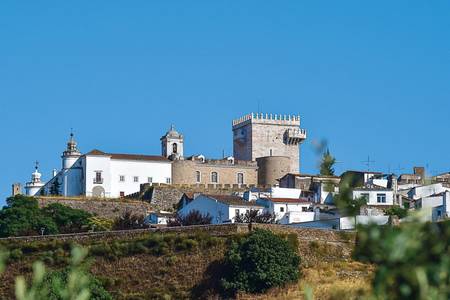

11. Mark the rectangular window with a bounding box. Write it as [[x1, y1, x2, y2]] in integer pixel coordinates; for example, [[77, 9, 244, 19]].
[[237, 173, 244, 184], [235, 209, 240, 216], [302, 207, 308, 212], [211, 172, 218, 183], [119, 191, 125, 197], [119, 175, 125, 182], [196, 171, 201, 183], [361, 193, 369, 200], [166, 177, 171, 184], [133, 176, 139, 183], [148, 177, 153, 183], [377, 193, 386, 203], [94, 171, 103, 184], [280, 207, 284, 212]]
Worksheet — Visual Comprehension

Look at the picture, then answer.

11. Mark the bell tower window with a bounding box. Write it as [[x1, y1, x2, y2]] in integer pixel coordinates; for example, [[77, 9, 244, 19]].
[[173, 143, 178, 154]]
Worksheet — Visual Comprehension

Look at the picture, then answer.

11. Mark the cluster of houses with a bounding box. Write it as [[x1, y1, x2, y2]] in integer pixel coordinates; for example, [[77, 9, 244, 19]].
[[149, 167, 450, 229]]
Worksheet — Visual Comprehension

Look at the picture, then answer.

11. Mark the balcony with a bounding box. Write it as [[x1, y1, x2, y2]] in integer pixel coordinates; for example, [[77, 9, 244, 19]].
[[284, 128, 307, 145], [93, 178, 104, 184]]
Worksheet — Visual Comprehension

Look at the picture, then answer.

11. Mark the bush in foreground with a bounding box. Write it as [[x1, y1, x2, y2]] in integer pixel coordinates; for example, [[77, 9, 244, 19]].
[[354, 219, 450, 299], [221, 229, 300, 295]]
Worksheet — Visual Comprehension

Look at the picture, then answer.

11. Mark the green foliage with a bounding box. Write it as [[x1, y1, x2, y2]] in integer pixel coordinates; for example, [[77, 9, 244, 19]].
[[320, 148, 336, 176], [0, 195, 94, 237], [234, 209, 276, 224], [221, 229, 300, 295], [385, 206, 408, 219], [0, 195, 58, 237], [42, 203, 92, 233], [14, 247, 112, 300], [112, 211, 147, 230], [87, 216, 114, 231], [334, 177, 367, 219], [354, 219, 450, 299], [48, 179, 61, 196], [168, 210, 212, 226]]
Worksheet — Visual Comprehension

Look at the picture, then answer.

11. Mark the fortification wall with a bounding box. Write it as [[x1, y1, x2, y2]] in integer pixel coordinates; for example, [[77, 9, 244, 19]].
[[37, 197, 153, 219], [256, 156, 291, 186]]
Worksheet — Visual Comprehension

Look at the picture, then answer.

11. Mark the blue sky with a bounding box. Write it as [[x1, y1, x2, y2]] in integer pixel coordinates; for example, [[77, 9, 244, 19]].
[[1, 1, 449, 205]]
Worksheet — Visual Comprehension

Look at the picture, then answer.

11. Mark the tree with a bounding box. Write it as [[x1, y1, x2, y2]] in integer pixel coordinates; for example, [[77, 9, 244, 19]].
[[48, 179, 61, 196], [221, 229, 300, 295], [319, 148, 336, 176], [385, 206, 408, 219], [334, 177, 367, 227], [112, 211, 146, 230], [234, 210, 276, 224], [0, 195, 58, 237], [42, 203, 92, 233], [167, 210, 212, 227]]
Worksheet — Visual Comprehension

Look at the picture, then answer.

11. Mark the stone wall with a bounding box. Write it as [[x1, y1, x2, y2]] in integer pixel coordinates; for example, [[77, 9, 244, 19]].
[[37, 197, 153, 219], [171, 159, 257, 186], [256, 156, 291, 186]]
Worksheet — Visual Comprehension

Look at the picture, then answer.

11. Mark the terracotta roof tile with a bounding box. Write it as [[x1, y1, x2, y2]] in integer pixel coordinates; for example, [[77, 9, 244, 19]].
[[264, 197, 312, 204], [85, 149, 169, 162]]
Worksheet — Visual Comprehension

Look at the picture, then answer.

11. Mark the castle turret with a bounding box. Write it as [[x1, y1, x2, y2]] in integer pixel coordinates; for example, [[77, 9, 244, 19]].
[[160, 125, 184, 160], [61, 131, 81, 169], [25, 162, 45, 196]]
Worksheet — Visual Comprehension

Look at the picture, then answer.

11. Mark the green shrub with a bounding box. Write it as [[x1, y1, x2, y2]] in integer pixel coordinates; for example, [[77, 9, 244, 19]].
[[221, 229, 301, 295], [354, 219, 450, 299], [9, 248, 23, 261]]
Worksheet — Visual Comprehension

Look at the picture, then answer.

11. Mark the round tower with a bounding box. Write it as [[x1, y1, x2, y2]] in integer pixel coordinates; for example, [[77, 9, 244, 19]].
[[160, 124, 184, 160], [25, 162, 45, 196], [61, 131, 81, 169]]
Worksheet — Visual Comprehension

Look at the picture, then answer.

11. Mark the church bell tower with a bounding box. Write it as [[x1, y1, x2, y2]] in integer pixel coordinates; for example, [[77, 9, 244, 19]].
[[160, 125, 184, 160], [61, 130, 81, 169]]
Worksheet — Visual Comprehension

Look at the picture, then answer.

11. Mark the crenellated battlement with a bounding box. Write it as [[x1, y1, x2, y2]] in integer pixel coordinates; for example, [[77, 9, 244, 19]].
[[232, 112, 301, 127]]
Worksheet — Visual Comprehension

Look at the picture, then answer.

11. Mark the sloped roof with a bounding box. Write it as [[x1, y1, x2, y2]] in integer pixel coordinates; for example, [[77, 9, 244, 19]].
[[204, 194, 264, 208], [264, 197, 312, 204], [85, 149, 169, 162]]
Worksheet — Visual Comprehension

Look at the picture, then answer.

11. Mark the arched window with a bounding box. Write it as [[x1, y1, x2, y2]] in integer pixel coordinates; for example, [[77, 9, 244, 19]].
[[237, 173, 244, 184], [196, 171, 201, 183], [211, 172, 218, 183], [172, 143, 178, 154]]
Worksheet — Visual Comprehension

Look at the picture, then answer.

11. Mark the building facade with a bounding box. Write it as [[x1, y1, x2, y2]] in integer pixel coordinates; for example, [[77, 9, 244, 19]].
[[232, 113, 306, 174]]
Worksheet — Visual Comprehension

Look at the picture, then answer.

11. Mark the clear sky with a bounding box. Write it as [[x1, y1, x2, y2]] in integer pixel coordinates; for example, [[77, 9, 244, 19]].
[[1, 1, 449, 205]]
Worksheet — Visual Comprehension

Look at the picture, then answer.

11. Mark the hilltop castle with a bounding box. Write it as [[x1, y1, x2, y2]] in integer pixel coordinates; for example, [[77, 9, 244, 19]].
[[17, 113, 306, 198]]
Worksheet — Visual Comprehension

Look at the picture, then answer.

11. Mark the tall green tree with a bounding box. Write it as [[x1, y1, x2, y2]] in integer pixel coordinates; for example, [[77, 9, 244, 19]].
[[319, 148, 336, 176]]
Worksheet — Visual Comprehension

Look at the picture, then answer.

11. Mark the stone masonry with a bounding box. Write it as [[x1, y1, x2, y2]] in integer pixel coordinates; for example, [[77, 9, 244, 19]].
[[232, 113, 306, 173]]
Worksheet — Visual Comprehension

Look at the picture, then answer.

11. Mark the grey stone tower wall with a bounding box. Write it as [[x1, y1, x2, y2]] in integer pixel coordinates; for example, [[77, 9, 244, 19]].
[[256, 156, 291, 186], [232, 113, 306, 173]]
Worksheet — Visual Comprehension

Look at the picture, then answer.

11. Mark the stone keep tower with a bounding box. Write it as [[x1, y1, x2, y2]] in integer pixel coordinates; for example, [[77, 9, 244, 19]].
[[161, 125, 184, 160], [232, 113, 306, 173]]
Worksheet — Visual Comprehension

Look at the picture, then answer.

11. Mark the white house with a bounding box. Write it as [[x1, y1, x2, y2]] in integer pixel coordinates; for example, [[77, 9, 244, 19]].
[[178, 194, 264, 224], [29, 133, 172, 198], [353, 184, 395, 206], [256, 197, 314, 224], [145, 211, 176, 226], [415, 191, 450, 222], [408, 183, 449, 200]]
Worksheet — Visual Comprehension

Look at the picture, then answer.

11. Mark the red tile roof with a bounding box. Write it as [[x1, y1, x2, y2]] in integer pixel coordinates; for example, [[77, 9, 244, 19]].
[[85, 149, 169, 162], [204, 194, 264, 207], [264, 197, 312, 204]]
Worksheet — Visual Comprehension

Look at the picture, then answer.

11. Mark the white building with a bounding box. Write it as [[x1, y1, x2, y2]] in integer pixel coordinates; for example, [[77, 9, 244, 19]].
[[29, 132, 172, 198], [178, 194, 264, 224], [145, 211, 176, 226], [353, 184, 395, 206], [24, 162, 45, 196], [415, 191, 450, 222], [256, 197, 314, 224]]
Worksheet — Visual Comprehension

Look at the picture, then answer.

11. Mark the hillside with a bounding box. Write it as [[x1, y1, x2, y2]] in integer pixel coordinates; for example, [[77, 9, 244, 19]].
[[0, 225, 373, 299]]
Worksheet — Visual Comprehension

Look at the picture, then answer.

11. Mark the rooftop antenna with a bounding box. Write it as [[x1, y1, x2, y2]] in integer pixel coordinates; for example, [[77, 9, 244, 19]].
[[394, 164, 405, 175], [362, 156, 375, 172]]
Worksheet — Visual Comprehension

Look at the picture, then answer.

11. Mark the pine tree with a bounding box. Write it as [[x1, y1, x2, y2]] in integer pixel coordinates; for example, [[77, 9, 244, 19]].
[[49, 179, 61, 196], [320, 148, 336, 176]]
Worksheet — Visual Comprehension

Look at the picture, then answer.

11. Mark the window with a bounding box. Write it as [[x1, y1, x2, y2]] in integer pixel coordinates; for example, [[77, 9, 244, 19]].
[[235, 209, 240, 216], [302, 207, 308, 212], [280, 207, 284, 212], [119, 175, 125, 182], [94, 171, 103, 184], [119, 191, 125, 197], [377, 193, 386, 203], [270, 149, 273, 156], [148, 177, 153, 183], [196, 171, 201, 183], [133, 176, 139, 183], [172, 143, 178, 154], [211, 172, 218, 183], [237, 173, 244, 184], [361, 193, 369, 201], [166, 177, 171, 184]]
